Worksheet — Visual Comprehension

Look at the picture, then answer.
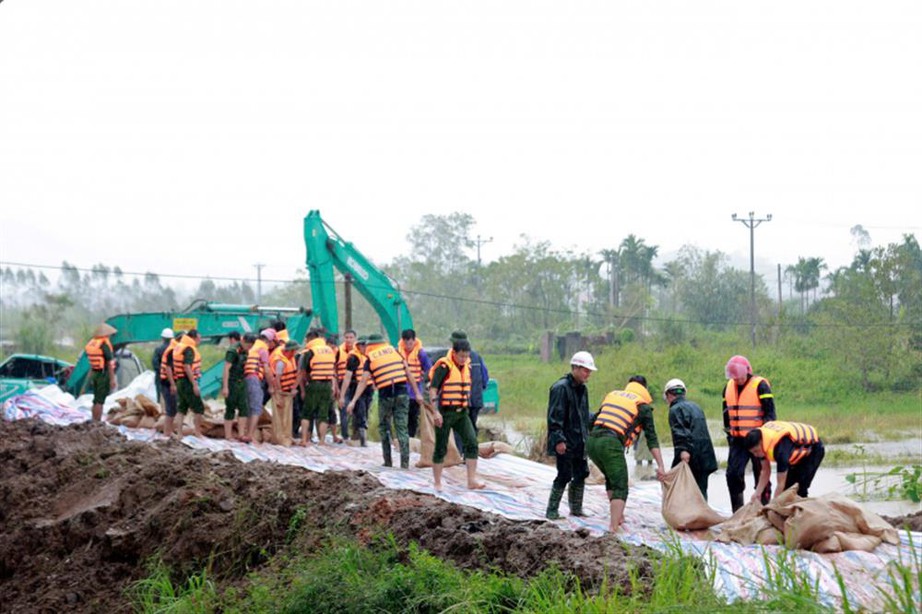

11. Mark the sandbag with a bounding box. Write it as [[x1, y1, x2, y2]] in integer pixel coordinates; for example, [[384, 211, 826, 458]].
[[660, 462, 727, 530], [478, 441, 516, 459], [415, 404, 463, 468], [781, 493, 899, 552], [716, 486, 900, 552], [135, 394, 161, 417], [268, 393, 294, 447]]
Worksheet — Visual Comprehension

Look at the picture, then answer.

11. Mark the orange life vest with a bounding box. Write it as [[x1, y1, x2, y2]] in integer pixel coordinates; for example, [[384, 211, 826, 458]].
[[430, 350, 471, 408], [398, 338, 424, 383], [172, 336, 201, 380], [725, 376, 769, 437], [305, 337, 336, 382], [365, 343, 407, 389], [245, 338, 269, 380], [270, 347, 298, 393], [159, 338, 179, 381], [336, 342, 354, 382], [85, 337, 114, 372], [593, 382, 653, 448], [759, 421, 820, 466]]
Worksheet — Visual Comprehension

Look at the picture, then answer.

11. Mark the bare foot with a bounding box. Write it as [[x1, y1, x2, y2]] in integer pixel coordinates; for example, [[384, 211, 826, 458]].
[[467, 481, 486, 490], [434, 481, 442, 491], [193, 431, 205, 438]]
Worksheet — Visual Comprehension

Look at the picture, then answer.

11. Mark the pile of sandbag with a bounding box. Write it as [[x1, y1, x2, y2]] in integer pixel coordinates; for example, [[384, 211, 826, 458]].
[[715, 486, 900, 553], [106, 394, 161, 429]]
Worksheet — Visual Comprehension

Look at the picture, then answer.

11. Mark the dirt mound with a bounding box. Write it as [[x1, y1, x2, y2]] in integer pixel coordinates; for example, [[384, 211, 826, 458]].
[[882, 510, 922, 533], [0, 420, 652, 612]]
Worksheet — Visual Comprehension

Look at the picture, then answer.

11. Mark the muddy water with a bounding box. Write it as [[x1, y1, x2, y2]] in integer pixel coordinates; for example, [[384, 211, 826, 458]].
[[482, 417, 922, 517]]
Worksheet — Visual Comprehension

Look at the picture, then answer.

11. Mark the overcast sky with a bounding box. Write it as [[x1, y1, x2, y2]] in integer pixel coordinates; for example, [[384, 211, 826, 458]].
[[1, 1, 920, 292]]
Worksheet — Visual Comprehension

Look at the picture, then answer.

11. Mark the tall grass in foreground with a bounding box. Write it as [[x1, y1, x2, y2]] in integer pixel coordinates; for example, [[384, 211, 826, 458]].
[[130, 532, 922, 613]]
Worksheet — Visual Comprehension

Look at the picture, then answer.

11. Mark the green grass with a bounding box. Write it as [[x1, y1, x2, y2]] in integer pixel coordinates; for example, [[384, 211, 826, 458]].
[[488, 342, 922, 446], [129, 533, 922, 613]]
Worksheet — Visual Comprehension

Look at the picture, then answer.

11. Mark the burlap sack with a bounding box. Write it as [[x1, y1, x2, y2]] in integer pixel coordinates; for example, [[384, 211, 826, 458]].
[[138, 416, 157, 429], [661, 462, 728, 530], [135, 394, 161, 417], [781, 493, 899, 552], [478, 441, 516, 458], [717, 487, 899, 552], [119, 414, 138, 427], [415, 405, 463, 468], [269, 393, 293, 447]]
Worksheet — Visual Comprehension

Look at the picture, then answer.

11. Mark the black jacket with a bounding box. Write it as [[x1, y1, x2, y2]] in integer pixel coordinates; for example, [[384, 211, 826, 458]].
[[546, 373, 590, 456]]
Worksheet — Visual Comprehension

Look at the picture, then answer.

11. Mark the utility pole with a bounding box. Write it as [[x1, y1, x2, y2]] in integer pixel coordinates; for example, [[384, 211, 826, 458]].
[[731, 212, 772, 348], [475, 235, 493, 266], [254, 263, 265, 304]]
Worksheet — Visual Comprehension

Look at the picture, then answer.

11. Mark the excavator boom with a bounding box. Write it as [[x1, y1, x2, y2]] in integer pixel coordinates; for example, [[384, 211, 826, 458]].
[[304, 210, 412, 344]]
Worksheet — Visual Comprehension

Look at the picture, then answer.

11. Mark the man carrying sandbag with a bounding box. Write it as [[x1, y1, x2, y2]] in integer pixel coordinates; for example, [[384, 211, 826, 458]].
[[664, 378, 718, 500]]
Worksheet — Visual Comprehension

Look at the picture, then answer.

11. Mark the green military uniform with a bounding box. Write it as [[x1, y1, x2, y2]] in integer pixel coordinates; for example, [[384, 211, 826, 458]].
[[224, 342, 249, 420]]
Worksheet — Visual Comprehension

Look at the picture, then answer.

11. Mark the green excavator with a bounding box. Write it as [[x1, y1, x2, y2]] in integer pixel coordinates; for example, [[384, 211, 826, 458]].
[[60, 211, 497, 411], [65, 301, 312, 399]]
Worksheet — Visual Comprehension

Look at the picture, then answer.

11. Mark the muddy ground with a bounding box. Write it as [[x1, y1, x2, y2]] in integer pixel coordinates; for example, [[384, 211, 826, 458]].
[[0, 420, 652, 613], [2, 419, 919, 613]]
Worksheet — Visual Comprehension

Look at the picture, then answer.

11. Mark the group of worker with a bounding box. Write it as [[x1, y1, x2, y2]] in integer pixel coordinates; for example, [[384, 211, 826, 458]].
[[145, 323, 492, 490], [85, 323, 826, 528], [546, 351, 826, 532]]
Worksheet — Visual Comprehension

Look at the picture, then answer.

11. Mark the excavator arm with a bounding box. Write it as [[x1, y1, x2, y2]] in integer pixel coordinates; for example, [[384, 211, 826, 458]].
[[304, 210, 412, 344]]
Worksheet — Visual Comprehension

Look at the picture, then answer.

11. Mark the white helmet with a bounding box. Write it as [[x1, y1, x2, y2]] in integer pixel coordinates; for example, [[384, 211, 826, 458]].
[[161, 328, 175, 339], [663, 378, 686, 400], [570, 351, 597, 371]]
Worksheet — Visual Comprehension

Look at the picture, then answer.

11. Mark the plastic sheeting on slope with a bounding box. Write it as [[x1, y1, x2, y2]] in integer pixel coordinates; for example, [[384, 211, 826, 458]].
[[3, 381, 920, 610]]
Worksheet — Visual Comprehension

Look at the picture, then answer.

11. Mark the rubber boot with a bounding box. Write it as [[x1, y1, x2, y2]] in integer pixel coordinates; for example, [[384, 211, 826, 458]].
[[568, 482, 587, 517], [546, 485, 565, 520], [382, 442, 393, 467], [359, 428, 367, 447]]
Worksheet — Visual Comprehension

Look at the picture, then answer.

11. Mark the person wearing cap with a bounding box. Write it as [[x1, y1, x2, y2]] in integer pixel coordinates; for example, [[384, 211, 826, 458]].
[[241, 328, 278, 443], [544, 351, 597, 520], [297, 328, 339, 445], [664, 378, 718, 500], [398, 328, 433, 438], [222, 332, 253, 441], [587, 375, 666, 532], [173, 329, 206, 437], [85, 323, 118, 421], [428, 337, 485, 490], [269, 339, 300, 446], [746, 421, 825, 501], [151, 327, 174, 403], [338, 334, 370, 446], [723, 355, 776, 511], [348, 332, 424, 468], [449, 330, 490, 439]]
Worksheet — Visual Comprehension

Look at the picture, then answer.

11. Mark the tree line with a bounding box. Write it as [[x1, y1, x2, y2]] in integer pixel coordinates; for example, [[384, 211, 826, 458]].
[[2, 214, 919, 392]]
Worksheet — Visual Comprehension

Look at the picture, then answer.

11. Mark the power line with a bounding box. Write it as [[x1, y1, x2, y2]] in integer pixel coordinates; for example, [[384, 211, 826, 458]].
[[1, 259, 912, 330]]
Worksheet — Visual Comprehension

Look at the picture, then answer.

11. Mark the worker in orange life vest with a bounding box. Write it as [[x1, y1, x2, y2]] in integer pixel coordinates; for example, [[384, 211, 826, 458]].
[[84, 323, 118, 421], [723, 355, 776, 511], [746, 421, 826, 501]]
